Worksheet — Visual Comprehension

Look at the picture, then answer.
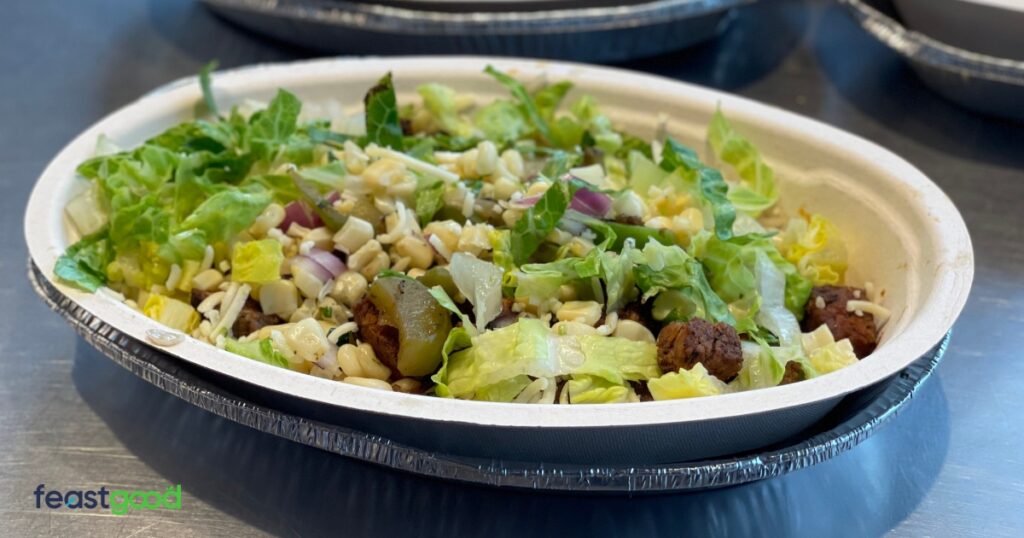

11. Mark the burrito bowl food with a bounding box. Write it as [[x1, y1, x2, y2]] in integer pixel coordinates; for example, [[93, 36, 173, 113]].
[[54, 64, 890, 404]]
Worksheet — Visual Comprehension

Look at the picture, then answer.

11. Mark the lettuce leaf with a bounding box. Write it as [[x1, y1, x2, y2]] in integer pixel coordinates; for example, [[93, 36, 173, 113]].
[[629, 240, 733, 324], [734, 340, 787, 390], [231, 239, 284, 284], [427, 285, 473, 333], [778, 214, 848, 285], [564, 376, 632, 404], [449, 253, 505, 333], [225, 337, 290, 369], [176, 190, 272, 245], [473, 100, 529, 145], [648, 363, 728, 400], [364, 73, 404, 150], [198, 60, 220, 117], [509, 178, 582, 265], [414, 176, 445, 227], [707, 108, 778, 215], [659, 137, 736, 240], [699, 233, 812, 320], [571, 95, 622, 153], [55, 229, 114, 292], [802, 325, 857, 375], [433, 318, 659, 401], [484, 65, 554, 145], [417, 83, 475, 138], [249, 89, 302, 158]]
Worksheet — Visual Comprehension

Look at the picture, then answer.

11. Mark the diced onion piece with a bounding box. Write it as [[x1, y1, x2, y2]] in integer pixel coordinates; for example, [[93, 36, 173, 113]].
[[291, 256, 330, 298], [569, 188, 612, 218], [280, 201, 322, 230], [305, 248, 346, 278]]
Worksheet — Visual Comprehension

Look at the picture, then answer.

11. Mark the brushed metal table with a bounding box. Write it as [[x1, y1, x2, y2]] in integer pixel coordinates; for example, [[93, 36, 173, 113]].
[[2, 0, 1021, 536]]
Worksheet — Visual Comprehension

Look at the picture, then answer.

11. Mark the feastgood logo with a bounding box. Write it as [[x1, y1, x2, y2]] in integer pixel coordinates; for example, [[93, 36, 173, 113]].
[[33, 484, 182, 516]]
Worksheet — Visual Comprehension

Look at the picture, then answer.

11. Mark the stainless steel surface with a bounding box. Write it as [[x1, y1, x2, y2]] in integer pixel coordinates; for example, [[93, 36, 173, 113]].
[[840, 0, 1024, 121], [27, 259, 953, 492], [200, 0, 747, 62], [2, 0, 1022, 535]]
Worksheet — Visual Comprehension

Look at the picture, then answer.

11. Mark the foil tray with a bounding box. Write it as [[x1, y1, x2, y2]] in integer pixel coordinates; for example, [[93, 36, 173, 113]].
[[200, 0, 752, 63], [840, 0, 1024, 121], [29, 260, 950, 493]]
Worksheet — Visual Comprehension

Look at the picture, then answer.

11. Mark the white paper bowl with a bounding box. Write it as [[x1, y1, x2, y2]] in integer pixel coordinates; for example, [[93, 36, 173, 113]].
[[24, 57, 973, 465]]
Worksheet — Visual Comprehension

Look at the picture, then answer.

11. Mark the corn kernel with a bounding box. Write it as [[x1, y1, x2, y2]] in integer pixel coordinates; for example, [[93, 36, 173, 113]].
[[395, 236, 434, 270], [476, 141, 499, 176], [192, 269, 224, 291], [260, 280, 300, 318], [333, 217, 374, 255], [501, 149, 525, 179], [330, 271, 368, 307], [304, 227, 334, 251], [249, 203, 285, 238]]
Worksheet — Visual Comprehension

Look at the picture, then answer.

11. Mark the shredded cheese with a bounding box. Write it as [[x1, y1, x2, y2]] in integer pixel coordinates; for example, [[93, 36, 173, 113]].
[[846, 300, 891, 328], [201, 245, 215, 271], [365, 144, 460, 184], [212, 284, 251, 337], [197, 291, 226, 314]]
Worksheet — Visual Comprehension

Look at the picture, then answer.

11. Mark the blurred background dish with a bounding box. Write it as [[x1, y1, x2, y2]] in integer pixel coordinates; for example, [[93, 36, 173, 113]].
[[893, 0, 1024, 61], [200, 0, 754, 63], [358, 0, 654, 12], [840, 0, 1024, 121]]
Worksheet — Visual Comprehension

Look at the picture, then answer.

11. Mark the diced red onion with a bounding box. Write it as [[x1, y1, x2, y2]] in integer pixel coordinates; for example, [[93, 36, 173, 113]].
[[511, 195, 540, 209], [280, 200, 322, 230], [511, 188, 611, 218], [569, 188, 612, 218], [326, 191, 341, 204], [305, 248, 346, 278], [291, 255, 333, 283]]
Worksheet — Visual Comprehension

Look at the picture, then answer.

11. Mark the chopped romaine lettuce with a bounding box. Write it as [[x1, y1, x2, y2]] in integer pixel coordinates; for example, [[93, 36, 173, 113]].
[[55, 229, 114, 292], [142, 294, 199, 332], [629, 240, 734, 324], [648, 363, 728, 400], [449, 253, 504, 333], [433, 318, 658, 401], [802, 324, 858, 374], [231, 239, 284, 284], [473, 100, 529, 145], [778, 214, 848, 285], [659, 137, 736, 240], [198, 60, 220, 117], [484, 65, 553, 145], [509, 178, 583, 264], [699, 233, 813, 321], [417, 83, 475, 138], [564, 376, 633, 404], [414, 176, 445, 227], [364, 73, 404, 150], [706, 108, 778, 215], [225, 337, 290, 369]]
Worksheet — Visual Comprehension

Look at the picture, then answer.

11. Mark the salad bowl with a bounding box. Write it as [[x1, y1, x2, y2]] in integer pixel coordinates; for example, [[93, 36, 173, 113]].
[[24, 57, 973, 465]]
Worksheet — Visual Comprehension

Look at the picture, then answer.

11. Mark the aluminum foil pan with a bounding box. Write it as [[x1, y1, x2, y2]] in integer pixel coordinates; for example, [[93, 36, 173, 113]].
[[839, 0, 1024, 121], [200, 0, 751, 62], [29, 260, 950, 493]]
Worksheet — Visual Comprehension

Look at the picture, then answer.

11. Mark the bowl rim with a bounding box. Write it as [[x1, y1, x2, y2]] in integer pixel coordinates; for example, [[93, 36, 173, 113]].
[[23, 56, 974, 429], [200, 0, 751, 31], [840, 0, 1024, 85]]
